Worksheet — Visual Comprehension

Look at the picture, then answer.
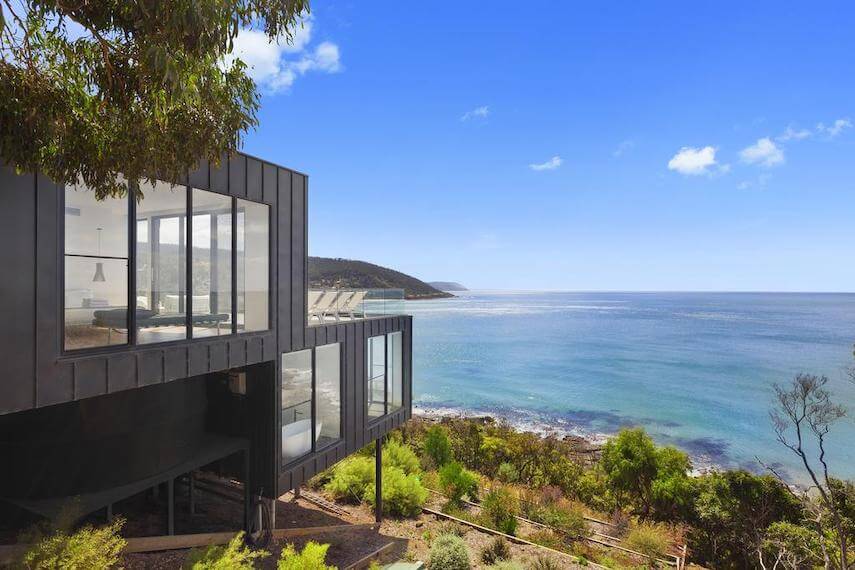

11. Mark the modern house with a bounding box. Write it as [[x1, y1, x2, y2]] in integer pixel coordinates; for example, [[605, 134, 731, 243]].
[[0, 153, 413, 534]]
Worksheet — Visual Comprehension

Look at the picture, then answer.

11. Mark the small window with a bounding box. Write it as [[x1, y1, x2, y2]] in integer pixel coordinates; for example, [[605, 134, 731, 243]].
[[236, 199, 269, 332], [136, 181, 187, 344], [366, 332, 405, 419], [316, 343, 342, 447], [192, 189, 233, 337], [64, 184, 129, 350], [389, 331, 404, 411], [367, 335, 386, 419], [282, 349, 313, 465], [281, 343, 343, 467]]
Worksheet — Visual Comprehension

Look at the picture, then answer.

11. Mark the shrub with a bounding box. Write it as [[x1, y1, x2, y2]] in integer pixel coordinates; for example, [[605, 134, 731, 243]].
[[20, 518, 127, 570], [277, 541, 335, 570], [439, 461, 479, 505], [324, 456, 374, 502], [185, 532, 268, 569], [497, 462, 520, 483], [428, 533, 470, 570], [480, 536, 511, 565], [481, 487, 519, 535], [540, 486, 563, 505], [534, 505, 586, 537], [421, 469, 440, 491], [436, 520, 467, 537], [424, 425, 454, 468], [528, 555, 562, 570], [525, 529, 563, 551], [625, 523, 669, 562], [365, 466, 428, 517], [384, 439, 421, 476]]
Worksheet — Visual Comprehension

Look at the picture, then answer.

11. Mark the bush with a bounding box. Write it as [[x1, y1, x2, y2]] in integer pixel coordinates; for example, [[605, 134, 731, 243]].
[[185, 532, 268, 569], [421, 469, 440, 491], [428, 533, 470, 570], [625, 523, 669, 562], [435, 520, 468, 537], [481, 487, 519, 535], [20, 518, 127, 570], [365, 466, 428, 517], [525, 529, 564, 550], [424, 425, 454, 468], [277, 541, 335, 570], [384, 439, 421, 475], [324, 456, 375, 502], [533, 505, 586, 537], [439, 461, 479, 505], [497, 462, 520, 483], [528, 555, 562, 570], [480, 536, 511, 565]]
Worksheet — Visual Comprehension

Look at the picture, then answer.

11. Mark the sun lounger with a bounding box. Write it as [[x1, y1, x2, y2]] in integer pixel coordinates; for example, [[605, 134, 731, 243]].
[[337, 290, 366, 320], [310, 290, 340, 324]]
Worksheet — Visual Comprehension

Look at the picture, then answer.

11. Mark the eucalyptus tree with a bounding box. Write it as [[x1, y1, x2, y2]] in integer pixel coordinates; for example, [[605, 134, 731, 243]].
[[0, 0, 308, 199]]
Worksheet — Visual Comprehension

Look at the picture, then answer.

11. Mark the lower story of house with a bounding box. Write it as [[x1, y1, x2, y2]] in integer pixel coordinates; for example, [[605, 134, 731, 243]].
[[0, 316, 412, 535]]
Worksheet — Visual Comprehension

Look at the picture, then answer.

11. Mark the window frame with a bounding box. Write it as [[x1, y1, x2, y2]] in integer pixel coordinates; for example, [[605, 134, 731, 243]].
[[280, 342, 345, 470], [61, 182, 272, 355], [365, 332, 405, 426]]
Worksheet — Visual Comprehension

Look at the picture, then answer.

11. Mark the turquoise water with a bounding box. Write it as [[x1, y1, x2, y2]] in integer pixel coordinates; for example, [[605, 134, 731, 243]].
[[408, 292, 855, 481]]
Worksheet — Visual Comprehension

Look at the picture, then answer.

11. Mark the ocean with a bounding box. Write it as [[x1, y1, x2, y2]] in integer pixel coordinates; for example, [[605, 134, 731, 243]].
[[407, 291, 855, 482]]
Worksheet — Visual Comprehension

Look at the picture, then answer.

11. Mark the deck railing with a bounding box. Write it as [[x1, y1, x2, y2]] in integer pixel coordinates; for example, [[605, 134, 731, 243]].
[[307, 288, 405, 325]]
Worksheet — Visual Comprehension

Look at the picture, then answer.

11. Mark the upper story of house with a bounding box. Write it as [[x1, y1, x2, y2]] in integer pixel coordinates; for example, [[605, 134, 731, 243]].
[[0, 153, 413, 433]]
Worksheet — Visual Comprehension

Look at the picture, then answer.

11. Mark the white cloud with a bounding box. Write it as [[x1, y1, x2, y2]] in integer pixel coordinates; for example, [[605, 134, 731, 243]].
[[613, 140, 634, 157], [226, 16, 341, 93], [777, 125, 812, 142], [461, 106, 490, 122], [667, 146, 717, 175], [816, 118, 852, 138], [740, 137, 784, 167], [529, 156, 562, 171]]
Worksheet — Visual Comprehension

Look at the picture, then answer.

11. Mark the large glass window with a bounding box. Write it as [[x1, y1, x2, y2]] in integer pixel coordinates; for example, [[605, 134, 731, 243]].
[[389, 331, 404, 411], [236, 199, 269, 332], [316, 343, 341, 447], [64, 180, 270, 350], [367, 335, 386, 418], [281, 344, 342, 467], [281, 350, 313, 465], [136, 181, 187, 344], [64, 184, 129, 350], [192, 189, 233, 337]]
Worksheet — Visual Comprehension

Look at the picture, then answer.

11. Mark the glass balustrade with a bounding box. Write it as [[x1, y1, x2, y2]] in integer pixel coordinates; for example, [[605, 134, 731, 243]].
[[307, 288, 405, 325]]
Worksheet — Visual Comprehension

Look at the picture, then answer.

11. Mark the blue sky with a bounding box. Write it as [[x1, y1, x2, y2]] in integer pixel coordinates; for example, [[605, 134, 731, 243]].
[[240, 2, 855, 291]]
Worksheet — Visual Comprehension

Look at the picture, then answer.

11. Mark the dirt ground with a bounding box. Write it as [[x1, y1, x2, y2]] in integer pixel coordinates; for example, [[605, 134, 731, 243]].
[[120, 487, 407, 569], [4, 480, 588, 569]]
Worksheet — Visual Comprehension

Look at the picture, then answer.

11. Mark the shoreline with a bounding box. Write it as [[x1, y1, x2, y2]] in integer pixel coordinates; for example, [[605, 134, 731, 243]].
[[412, 402, 722, 476]]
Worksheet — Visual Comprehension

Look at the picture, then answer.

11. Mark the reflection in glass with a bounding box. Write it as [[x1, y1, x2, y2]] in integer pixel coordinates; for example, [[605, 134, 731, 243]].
[[282, 350, 314, 465], [236, 199, 269, 332], [136, 182, 187, 344], [367, 335, 386, 418], [389, 332, 403, 410], [192, 189, 232, 337], [316, 343, 341, 447], [64, 184, 129, 349]]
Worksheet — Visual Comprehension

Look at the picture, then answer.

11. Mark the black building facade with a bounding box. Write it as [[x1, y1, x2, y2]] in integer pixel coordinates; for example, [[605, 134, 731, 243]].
[[0, 153, 412, 528]]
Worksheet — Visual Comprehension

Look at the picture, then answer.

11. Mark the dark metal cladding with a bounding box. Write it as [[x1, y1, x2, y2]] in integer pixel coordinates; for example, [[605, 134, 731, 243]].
[[0, 152, 413, 506]]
